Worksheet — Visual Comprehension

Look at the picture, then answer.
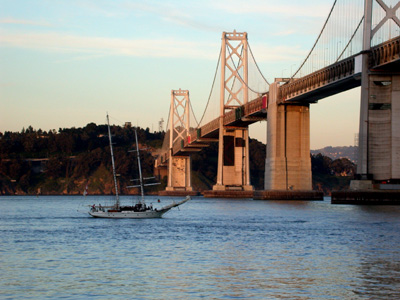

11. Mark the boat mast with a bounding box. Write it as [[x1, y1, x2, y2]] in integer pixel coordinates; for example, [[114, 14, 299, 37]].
[[134, 129, 145, 205], [107, 113, 120, 208]]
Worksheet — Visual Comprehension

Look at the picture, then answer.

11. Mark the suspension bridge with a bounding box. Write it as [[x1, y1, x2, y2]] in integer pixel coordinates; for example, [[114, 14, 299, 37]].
[[154, 0, 400, 200]]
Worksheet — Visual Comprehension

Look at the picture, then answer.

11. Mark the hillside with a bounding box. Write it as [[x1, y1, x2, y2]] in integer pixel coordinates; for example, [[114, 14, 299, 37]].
[[311, 146, 357, 163], [0, 124, 163, 195]]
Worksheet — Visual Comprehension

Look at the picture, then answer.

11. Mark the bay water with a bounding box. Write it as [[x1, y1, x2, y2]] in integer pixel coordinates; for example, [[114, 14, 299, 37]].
[[1, 196, 399, 299]]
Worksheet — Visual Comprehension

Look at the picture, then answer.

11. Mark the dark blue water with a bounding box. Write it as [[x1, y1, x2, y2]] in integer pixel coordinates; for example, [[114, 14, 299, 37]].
[[1, 196, 399, 299]]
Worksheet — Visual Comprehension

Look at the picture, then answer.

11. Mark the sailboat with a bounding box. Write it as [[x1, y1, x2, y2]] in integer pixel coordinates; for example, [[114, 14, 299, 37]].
[[89, 114, 190, 219]]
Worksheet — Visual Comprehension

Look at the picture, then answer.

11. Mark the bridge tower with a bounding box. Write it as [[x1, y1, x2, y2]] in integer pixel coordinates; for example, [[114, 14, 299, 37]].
[[212, 31, 253, 193], [165, 89, 194, 193], [354, 0, 400, 188]]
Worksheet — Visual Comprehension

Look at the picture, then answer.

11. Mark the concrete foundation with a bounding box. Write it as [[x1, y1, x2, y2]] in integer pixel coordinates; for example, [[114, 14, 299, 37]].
[[331, 190, 400, 205], [254, 190, 323, 200], [350, 180, 373, 190], [212, 184, 253, 191], [203, 190, 253, 198], [158, 190, 199, 196]]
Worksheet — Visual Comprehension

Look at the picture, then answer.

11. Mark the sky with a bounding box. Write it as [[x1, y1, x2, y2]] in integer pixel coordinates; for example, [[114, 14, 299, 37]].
[[0, 0, 361, 149]]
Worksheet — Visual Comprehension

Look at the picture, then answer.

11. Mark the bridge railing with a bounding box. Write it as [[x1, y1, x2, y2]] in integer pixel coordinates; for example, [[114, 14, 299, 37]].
[[223, 109, 237, 124], [370, 36, 400, 69], [172, 137, 184, 155], [189, 128, 199, 143], [243, 96, 267, 115], [183, 127, 200, 148], [279, 56, 356, 102], [201, 117, 220, 137], [223, 96, 267, 125]]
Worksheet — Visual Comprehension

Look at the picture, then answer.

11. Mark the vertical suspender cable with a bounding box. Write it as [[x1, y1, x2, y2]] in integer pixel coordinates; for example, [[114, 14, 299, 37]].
[[292, 0, 338, 79]]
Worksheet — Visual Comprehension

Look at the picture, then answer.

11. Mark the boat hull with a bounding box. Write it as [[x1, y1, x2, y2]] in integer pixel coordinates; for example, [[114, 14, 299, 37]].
[[88, 196, 190, 219], [89, 208, 170, 219]]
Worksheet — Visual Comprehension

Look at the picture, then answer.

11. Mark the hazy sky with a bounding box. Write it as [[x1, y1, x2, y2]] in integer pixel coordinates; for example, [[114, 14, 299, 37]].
[[0, 0, 361, 149]]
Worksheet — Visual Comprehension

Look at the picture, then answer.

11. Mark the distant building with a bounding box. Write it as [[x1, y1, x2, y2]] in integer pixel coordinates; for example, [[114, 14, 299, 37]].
[[125, 122, 132, 128], [158, 118, 164, 132]]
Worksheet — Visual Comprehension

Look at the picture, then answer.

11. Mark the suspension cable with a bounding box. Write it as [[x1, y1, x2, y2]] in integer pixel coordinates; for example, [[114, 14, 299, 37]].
[[292, 0, 338, 79], [189, 100, 199, 126], [248, 43, 270, 86], [197, 47, 222, 126], [337, 16, 364, 62], [161, 106, 171, 150]]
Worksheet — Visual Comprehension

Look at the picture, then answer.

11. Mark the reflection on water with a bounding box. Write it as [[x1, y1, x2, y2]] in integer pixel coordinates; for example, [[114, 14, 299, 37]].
[[356, 257, 400, 298], [0, 196, 400, 299]]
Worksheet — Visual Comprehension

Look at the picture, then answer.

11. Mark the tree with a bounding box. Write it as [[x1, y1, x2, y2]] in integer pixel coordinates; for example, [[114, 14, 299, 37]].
[[46, 156, 68, 178], [312, 153, 332, 174]]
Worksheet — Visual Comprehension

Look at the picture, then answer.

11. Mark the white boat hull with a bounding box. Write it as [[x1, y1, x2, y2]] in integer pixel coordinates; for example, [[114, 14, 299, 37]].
[[89, 208, 169, 219], [88, 196, 190, 219]]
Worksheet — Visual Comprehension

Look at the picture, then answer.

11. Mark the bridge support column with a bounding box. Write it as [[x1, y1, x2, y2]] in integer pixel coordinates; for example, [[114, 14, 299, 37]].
[[337, 75, 400, 202], [264, 81, 312, 191], [212, 128, 252, 192], [354, 73, 400, 186], [166, 156, 193, 192]]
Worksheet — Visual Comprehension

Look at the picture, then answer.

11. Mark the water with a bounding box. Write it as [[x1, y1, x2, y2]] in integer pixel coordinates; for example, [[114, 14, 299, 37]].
[[1, 196, 400, 300]]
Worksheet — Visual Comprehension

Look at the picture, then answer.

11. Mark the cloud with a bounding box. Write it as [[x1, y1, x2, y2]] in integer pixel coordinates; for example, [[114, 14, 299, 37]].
[[0, 28, 309, 65], [271, 30, 297, 37], [162, 15, 220, 33], [120, 1, 220, 33], [0, 30, 219, 60], [0, 18, 51, 27], [117, 0, 330, 20], [211, 0, 331, 18]]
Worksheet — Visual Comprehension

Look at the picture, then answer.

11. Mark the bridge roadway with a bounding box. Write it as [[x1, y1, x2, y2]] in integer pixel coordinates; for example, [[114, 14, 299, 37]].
[[157, 36, 400, 166]]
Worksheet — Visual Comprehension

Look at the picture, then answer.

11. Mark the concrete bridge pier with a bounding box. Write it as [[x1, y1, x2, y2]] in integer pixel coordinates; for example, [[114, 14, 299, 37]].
[[356, 73, 400, 183], [159, 155, 198, 196], [255, 81, 322, 200], [167, 156, 192, 191], [334, 73, 400, 204], [204, 127, 254, 198], [207, 127, 253, 195]]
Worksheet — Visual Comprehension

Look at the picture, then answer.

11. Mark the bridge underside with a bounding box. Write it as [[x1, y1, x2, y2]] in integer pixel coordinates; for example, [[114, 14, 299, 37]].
[[285, 74, 361, 104]]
